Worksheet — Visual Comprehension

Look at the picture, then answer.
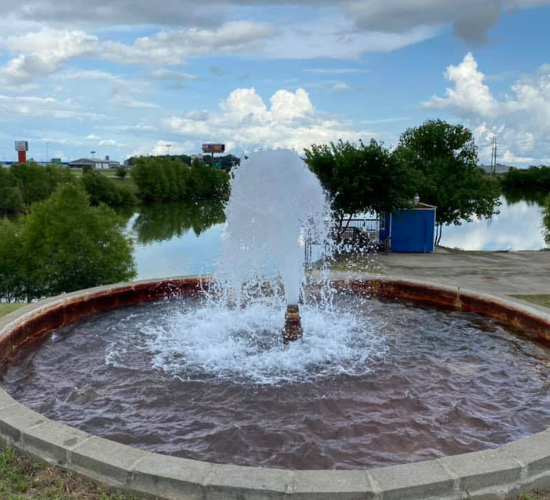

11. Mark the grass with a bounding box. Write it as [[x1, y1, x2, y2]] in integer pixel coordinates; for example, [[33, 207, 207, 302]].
[[519, 493, 550, 500], [509, 294, 550, 308], [0, 446, 548, 500], [0, 447, 136, 499], [0, 303, 23, 318]]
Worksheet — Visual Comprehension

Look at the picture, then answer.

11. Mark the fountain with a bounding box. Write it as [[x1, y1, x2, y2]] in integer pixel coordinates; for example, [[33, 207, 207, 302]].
[[1, 150, 550, 499], [213, 149, 331, 343]]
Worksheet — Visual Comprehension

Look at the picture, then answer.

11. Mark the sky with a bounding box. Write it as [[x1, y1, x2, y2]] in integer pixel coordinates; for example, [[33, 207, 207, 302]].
[[1, 0, 550, 166]]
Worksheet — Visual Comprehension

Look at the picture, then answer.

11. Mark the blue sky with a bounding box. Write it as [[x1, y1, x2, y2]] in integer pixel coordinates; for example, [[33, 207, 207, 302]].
[[1, 1, 550, 166]]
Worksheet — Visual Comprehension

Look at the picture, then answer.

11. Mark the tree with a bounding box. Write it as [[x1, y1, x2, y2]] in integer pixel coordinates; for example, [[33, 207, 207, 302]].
[[131, 156, 229, 202], [115, 165, 128, 180], [0, 184, 136, 301], [395, 119, 500, 245], [0, 218, 26, 301], [544, 195, 550, 247], [0, 168, 23, 213], [10, 162, 75, 207], [81, 169, 136, 207], [304, 139, 413, 241]]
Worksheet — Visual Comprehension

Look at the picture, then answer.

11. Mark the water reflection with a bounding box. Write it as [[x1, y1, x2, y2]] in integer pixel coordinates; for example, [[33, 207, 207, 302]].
[[502, 188, 548, 207], [127, 201, 226, 280], [132, 201, 225, 244], [441, 195, 547, 251], [126, 196, 549, 280]]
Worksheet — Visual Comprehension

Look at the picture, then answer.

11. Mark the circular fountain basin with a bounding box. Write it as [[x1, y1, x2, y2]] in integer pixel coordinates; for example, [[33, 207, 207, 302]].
[[1, 276, 550, 500]]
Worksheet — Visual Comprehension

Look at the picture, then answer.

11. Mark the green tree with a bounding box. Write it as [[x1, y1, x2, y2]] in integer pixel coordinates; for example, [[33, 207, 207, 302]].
[[115, 165, 128, 180], [0, 168, 23, 212], [544, 195, 550, 247], [304, 139, 412, 240], [2, 184, 136, 300], [396, 119, 500, 244], [10, 162, 75, 207], [0, 218, 26, 300], [81, 169, 136, 207], [131, 156, 229, 202]]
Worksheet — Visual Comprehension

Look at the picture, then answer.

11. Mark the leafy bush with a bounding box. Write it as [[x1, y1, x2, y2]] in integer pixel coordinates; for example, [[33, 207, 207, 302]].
[[4, 162, 75, 209], [115, 165, 128, 180], [502, 166, 550, 191], [0, 184, 136, 301], [131, 156, 229, 202], [81, 169, 136, 207]]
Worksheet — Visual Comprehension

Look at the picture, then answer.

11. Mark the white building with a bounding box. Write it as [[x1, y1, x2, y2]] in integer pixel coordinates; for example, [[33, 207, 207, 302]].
[[70, 157, 120, 170]]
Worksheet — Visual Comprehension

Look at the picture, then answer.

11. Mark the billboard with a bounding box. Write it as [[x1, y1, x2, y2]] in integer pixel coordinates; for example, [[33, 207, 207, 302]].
[[51, 158, 62, 164], [15, 141, 28, 152], [202, 143, 225, 154]]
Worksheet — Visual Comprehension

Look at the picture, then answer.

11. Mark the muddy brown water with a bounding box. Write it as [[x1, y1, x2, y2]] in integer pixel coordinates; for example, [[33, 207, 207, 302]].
[[2, 294, 550, 470]]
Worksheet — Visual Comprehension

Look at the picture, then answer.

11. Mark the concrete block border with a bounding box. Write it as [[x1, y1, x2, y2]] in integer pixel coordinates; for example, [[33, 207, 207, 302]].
[[1, 275, 550, 499]]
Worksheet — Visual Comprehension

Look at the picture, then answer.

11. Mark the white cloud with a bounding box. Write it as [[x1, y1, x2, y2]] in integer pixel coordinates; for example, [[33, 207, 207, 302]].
[[111, 96, 160, 109], [332, 82, 351, 92], [263, 15, 437, 59], [164, 87, 373, 152], [426, 53, 550, 165], [0, 93, 108, 121], [149, 69, 200, 81], [346, 0, 550, 44], [423, 52, 498, 119], [99, 139, 127, 148], [2, 0, 548, 45], [0, 22, 276, 83], [0, 29, 97, 83]]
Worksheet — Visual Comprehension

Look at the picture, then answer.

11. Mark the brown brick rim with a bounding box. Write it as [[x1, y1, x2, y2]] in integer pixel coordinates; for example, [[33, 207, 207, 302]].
[[1, 275, 550, 500]]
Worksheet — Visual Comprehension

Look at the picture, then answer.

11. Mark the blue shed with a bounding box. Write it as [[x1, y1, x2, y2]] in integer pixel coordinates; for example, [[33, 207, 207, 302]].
[[379, 203, 437, 253]]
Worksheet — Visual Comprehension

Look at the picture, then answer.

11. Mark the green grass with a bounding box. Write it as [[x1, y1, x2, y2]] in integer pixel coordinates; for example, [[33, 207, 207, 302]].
[[0, 447, 136, 499], [0, 303, 23, 318], [518, 493, 550, 500], [509, 294, 550, 308], [0, 446, 548, 500]]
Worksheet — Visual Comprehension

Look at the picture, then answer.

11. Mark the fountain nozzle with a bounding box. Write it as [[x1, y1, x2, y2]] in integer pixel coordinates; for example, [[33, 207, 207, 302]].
[[283, 304, 303, 344]]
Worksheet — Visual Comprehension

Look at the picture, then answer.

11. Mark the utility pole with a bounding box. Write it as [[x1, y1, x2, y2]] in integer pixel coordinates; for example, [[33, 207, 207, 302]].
[[166, 144, 172, 157], [490, 136, 498, 174]]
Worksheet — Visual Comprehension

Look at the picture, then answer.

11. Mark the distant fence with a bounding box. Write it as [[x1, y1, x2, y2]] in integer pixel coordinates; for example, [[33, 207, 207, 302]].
[[305, 217, 381, 263]]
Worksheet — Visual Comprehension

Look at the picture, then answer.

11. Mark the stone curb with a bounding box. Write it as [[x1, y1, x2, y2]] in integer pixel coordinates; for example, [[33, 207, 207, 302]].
[[0, 276, 549, 500]]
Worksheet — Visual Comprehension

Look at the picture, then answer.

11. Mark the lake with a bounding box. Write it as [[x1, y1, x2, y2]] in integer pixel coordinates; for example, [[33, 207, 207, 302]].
[[128, 196, 549, 280]]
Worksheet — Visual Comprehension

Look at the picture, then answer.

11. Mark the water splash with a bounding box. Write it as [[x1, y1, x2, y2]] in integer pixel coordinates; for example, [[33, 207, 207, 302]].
[[130, 149, 387, 384], [214, 149, 331, 306]]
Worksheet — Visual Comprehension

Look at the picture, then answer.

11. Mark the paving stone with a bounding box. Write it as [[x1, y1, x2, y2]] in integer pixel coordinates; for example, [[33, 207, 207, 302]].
[[70, 436, 148, 486], [0, 389, 15, 409], [503, 430, 550, 478], [205, 463, 292, 500], [22, 419, 91, 464], [0, 403, 46, 442], [368, 460, 454, 500], [131, 453, 211, 500], [439, 448, 522, 493], [291, 470, 375, 500]]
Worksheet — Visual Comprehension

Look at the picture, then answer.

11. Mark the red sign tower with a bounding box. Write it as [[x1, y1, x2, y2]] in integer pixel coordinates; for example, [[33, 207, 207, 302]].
[[15, 141, 28, 163]]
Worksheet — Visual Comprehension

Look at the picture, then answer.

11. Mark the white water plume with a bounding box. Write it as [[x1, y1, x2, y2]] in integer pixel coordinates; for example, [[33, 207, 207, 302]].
[[214, 149, 332, 306]]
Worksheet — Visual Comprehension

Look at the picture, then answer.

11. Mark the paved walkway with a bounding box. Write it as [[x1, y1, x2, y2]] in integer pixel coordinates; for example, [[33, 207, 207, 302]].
[[373, 249, 550, 309]]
